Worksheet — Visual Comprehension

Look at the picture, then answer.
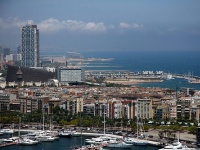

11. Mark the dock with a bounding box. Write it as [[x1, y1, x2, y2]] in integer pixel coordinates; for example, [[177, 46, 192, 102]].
[[0, 142, 18, 147]]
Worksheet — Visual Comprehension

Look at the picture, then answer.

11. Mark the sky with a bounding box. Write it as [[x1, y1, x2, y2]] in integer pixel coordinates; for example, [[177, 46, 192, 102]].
[[0, 0, 200, 54]]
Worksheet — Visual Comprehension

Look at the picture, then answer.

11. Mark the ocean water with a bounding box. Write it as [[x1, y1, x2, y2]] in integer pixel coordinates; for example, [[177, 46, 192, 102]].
[[0, 137, 159, 150], [80, 51, 200, 90], [81, 51, 200, 76]]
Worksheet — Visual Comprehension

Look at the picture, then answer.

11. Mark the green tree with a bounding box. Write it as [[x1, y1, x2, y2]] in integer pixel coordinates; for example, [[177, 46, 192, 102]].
[[188, 126, 197, 134], [143, 125, 149, 131]]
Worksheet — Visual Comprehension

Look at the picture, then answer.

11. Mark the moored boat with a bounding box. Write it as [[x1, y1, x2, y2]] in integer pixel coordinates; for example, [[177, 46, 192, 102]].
[[105, 141, 133, 148], [159, 141, 191, 150], [124, 137, 147, 146], [18, 137, 39, 146], [59, 130, 72, 138]]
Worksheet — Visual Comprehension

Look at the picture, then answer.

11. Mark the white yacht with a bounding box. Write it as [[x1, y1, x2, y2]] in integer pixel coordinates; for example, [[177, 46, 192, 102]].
[[59, 130, 72, 137], [34, 130, 57, 142], [105, 141, 133, 148], [159, 141, 191, 150], [1, 129, 14, 134], [71, 131, 81, 137], [124, 137, 147, 146], [19, 137, 39, 145], [85, 135, 117, 144], [37, 135, 56, 142]]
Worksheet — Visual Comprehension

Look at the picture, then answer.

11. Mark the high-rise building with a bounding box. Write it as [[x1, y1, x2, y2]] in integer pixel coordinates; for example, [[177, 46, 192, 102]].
[[21, 24, 39, 67]]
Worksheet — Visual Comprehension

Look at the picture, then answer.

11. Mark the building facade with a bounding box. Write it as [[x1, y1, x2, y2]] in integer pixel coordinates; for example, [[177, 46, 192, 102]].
[[57, 67, 84, 84], [21, 24, 39, 67], [176, 98, 191, 120], [137, 99, 153, 119]]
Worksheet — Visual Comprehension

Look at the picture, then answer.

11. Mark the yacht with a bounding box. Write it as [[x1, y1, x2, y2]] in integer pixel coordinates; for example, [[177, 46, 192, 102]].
[[85, 135, 117, 144], [159, 141, 191, 150], [105, 141, 133, 148], [36, 132, 56, 142], [1, 129, 14, 134], [58, 130, 72, 137], [0, 130, 3, 135], [71, 131, 81, 137], [18, 137, 39, 145], [2, 137, 19, 143], [72, 144, 104, 150], [34, 130, 57, 142], [124, 137, 147, 145], [37, 135, 56, 142]]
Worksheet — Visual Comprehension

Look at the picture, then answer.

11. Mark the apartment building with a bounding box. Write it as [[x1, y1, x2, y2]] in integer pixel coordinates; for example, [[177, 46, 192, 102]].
[[155, 105, 170, 120], [176, 98, 191, 120], [137, 99, 153, 119]]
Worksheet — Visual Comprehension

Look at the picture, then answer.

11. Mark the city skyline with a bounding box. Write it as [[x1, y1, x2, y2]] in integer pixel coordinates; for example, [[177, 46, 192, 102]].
[[0, 0, 200, 53]]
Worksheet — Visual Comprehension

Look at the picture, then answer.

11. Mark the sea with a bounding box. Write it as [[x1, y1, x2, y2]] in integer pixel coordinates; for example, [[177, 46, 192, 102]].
[[79, 50, 200, 90]]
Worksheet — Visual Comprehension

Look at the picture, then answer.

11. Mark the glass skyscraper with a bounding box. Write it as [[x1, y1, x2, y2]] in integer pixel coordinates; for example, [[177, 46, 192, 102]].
[[21, 24, 39, 67]]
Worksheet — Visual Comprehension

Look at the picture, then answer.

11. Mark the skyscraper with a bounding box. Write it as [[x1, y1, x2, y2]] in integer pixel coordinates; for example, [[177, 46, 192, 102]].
[[21, 24, 39, 67]]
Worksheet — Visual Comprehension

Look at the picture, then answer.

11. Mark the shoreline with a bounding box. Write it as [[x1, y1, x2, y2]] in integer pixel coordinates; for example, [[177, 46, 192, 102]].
[[105, 79, 163, 85]]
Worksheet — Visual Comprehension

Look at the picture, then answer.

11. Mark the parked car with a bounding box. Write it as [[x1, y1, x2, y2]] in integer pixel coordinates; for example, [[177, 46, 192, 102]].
[[148, 135, 153, 138]]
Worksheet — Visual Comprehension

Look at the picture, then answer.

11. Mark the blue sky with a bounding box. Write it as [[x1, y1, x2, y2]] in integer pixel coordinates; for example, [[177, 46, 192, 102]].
[[0, 0, 200, 53]]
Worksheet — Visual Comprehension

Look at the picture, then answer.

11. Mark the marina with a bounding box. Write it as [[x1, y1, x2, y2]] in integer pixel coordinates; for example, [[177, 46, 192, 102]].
[[0, 128, 198, 150]]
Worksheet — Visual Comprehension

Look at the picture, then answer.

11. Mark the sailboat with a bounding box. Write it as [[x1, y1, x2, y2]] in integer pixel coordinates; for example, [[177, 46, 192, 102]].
[[124, 100, 148, 146], [36, 108, 57, 142]]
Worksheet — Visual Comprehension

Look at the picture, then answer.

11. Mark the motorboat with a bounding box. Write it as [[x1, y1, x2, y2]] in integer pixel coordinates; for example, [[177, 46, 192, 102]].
[[85, 137, 105, 144], [105, 141, 133, 148], [58, 130, 72, 137], [19, 137, 39, 145], [71, 131, 81, 137], [0, 130, 3, 135], [36, 135, 56, 142], [159, 141, 191, 150], [72, 144, 104, 150], [2, 137, 19, 143], [124, 137, 147, 146], [1, 129, 14, 134], [85, 135, 117, 144]]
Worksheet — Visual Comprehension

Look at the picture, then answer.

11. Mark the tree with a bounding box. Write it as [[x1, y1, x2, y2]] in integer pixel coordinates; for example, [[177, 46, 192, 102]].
[[188, 126, 197, 134], [143, 125, 149, 131]]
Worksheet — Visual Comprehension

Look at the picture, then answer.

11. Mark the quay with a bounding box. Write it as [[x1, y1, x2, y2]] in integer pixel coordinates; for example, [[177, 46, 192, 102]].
[[0, 141, 18, 147], [0, 142, 18, 147]]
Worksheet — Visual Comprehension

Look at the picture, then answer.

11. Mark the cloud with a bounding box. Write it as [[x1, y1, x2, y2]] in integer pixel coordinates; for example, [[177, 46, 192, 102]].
[[64, 20, 107, 33], [0, 18, 144, 34], [38, 18, 65, 32], [119, 22, 144, 30], [0, 18, 108, 33]]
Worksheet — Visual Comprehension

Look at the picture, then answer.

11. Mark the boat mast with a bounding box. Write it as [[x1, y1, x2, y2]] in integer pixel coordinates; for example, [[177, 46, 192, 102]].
[[103, 100, 106, 135], [137, 100, 138, 140], [43, 106, 45, 131], [18, 116, 21, 137]]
